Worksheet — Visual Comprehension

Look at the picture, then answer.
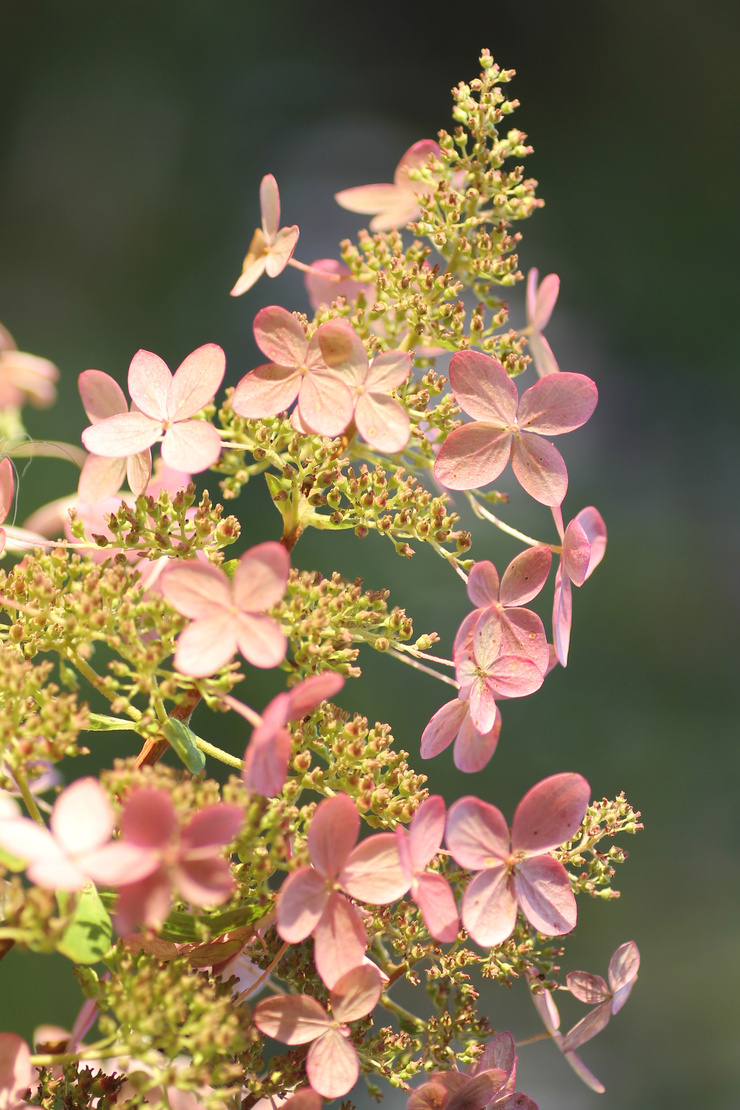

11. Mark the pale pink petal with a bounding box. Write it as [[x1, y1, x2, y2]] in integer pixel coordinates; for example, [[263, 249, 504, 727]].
[[254, 993, 329, 1044], [368, 200, 423, 231], [565, 972, 610, 1005], [517, 373, 598, 436], [446, 797, 509, 870], [525, 267, 539, 326], [230, 251, 267, 297], [126, 449, 152, 496], [499, 546, 552, 606], [365, 351, 412, 392], [414, 872, 459, 943], [485, 654, 544, 699], [467, 676, 498, 735], [529, 330, 560, 378], [560, 1002, 612, 1053], [127, 349, 172, 420], [511, 772, 590, 855], [277, 867, 330, 942], [260, 174, 281, 240], [466, 561, 500, 608], [461, 866, 517, 947], [306, 259, 370, 310], [560, 1050, 605, 1094], [160, 560, 232, 618], [175, 855, 235, 906], [306, 1028, 359, 1099], [284, 672, 345, 719], [0, 458, 12, 525], [79, 369, 127, 422], [574, 506, 607, 580], [78, 454, 127, 504], [355, 392, 410, 453], [232, 541, 291, 611], [408, 796, 446, 871], [167, 344, 226, 421], [335, 183, 402, 215], [510, 432, 568, 506], [174, 615, 239, 676], [471, 611, 504, 671], [232, 363, 300, 418], [27, 855, 89, 891], [51, 778, 114, 856], [454, 710, 501, 773], [243, 726, 292, 796], [81, 840, 159, 886], [314, 319, 360, 371], [0, 1033, 32, 1104], [528, 271, 560, 331], [562, 519, 591, 587], [161, 420, 222, 473], [608, 940, 640, 1006], [182, 804, 242, 852], [330, 963, 383, 1022], [395, 140, 441, 184], [82, 411, 161, 458], [498, 609, 550, 673], [121, 789, 177, 848], [515, 855, 577, 935], [298, 372, 354, 437], [314, 892, 367, 989], [340, 833, 408, 903], [476, 1030, 517, 1078], [253, 306, 308, 366], [265, 225, 300, 277], [448, 351, 518, 424], [235, 612, 287, 669], [434, 423, 512, 491], [114, 869, 173, 932], [309, 794, 360, 879], [420, 698, 468, 759], [552, 565, 572, 667]]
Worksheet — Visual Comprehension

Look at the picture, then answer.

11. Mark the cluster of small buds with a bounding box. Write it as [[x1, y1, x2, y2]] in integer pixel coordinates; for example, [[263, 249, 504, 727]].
[[0, 49, 642, 1110]]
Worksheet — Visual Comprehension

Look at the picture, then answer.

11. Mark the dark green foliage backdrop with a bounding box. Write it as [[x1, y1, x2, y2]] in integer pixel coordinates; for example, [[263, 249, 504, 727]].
[[1, 2, 738, 1107]]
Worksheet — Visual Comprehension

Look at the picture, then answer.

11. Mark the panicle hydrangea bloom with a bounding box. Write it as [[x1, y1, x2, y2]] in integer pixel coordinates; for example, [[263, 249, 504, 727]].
[[551, 504, 607, 666], [526, 268, 561, 378], [561, 941, 640, 1051], [81, 344, 225, 474], [395, 795, 459, 943], [230, 174, 299, 297], [446, 773, 590, 946], [433, 350, 598, 505], [77, 368, 152, 502], [253, 964, 383, 1099], [335, 140, 441, 231], [160, 541, 290, 677]]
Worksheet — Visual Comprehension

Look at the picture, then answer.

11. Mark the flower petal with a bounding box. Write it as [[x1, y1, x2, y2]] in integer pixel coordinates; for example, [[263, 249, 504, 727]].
[[236, 612, 288, 669], [160, 560, 232, 618], [608, 940, 640, 1005], [309, 794, 360, 880], [448, 350, 518, 424], [330, 963, 383, 1023], [466, 561, 499, 607], [510, 432, 568, 506], [365, 350, 412, 392], [574, 506, 607, 580], [562, 518, 591, 586], [232, 541, 290, 611], [408, 795, 446, 871], [414, 872, 459, 943], [265, 225, 299, 276], [230, 241, 267, 297], [560, 1001, 612, 1053], [283, 672, 345, 719], [78, 369, 127, 422], [335, 183, 401, 215], [277, 866, 329, 943], [446, 797, 509, 870], [434, 423, 512, 491], [253, 305, 308, 366], [127, 349, 172, 420], [232, 362, 300, 419], [298, 372, 354, 437], [461, 866, 517, 947], [174, 614, 239, 677], [82, 412, 161, 459], [306, 1028, 359, 1099], [78, 454, 127, 504], [515, 855, 577, 935], [254, 993, 329, 1044], [565, 971, 610, 1005], [421, 698, 468, 759], [499, 546, 552, 606], [511, 772, 590, 855], [454, 709, 501, 773], [51, 778, 114, 856], [552, 565, 572, 667], [314, 892, 367, 989], [259, 174, 281, 240], [340, 833, 408, 903], [355, 392, 410, 453], [517, 373, 597, 435], [167, 344, 225, 422]]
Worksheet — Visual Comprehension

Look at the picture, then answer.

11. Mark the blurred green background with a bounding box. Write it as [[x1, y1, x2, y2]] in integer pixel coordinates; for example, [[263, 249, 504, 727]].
[[1, 1, 739, 1107]]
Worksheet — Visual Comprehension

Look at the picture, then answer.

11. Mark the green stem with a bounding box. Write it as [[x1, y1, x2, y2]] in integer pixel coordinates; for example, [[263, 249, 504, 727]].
[[15, 772, 44, 825], [467, 494, 557, 550], [379, 993, 426, 1031], [66, 651, 142, 723], [194, 735, 244, 771], [387, 647, 459, 689]]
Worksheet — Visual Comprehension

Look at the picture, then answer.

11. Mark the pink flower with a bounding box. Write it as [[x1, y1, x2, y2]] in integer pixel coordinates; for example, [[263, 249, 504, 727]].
[[320, 329, 413, 452], [396, 796, 459, 943], [77, 369, 152, 502], [526, 269, 561, 378], [335, 140, 441, 231], [81, 344, 225, 474], [231, 307, 354, 437], [551, 505, 607, 666], [421, 698, 502, 774], [86, 789, 243, 933], [407, 1032, 537, 1110], [305, 259, 372, 311], [0, 777, 118, 891], [0, 1033, 34, 1109], [0, 323, 58, 409], [454, 618, 544, 735], [445, 773, 590, 946], [277, 793, 408, 988], [230, 174, 299, 297], [0, 457, 14, 557], [160, 541, 290, 677], [525, 969, 605, 1093], [433, 350, 598, 505], [254, 964, 383, 1099], [561, 941, 640, 1051]]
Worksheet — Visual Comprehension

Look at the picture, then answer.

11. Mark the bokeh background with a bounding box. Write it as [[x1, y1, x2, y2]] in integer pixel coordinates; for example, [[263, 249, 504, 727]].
[[1, 2, 739, 1107]]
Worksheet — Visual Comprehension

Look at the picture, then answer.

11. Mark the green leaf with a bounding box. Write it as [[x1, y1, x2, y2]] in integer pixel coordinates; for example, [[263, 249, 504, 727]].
[[161, 718, 207, 774], [57, 884, 113, 964], [85, 712, 138, 732]]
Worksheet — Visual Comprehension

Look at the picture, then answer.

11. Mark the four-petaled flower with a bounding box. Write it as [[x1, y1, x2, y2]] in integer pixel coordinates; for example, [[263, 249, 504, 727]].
[[407, 1032, 537, 1110], [551, 505, 607, 666], [433, 350, 598, 505], [526, 268, 561, 378], [254, 964, 383, 1099], [230, 174, 299, 296], [335, 140, 441, 231], [525, 968, 605, 1094], [81, 344, 225, 474], [445, 773, 590, 946], [77, 368, 152, 502], [561, 941, 640, 1051], [160, 541, 290, 677], [396, 796, 459, 943], [454, 617, 544, 735]]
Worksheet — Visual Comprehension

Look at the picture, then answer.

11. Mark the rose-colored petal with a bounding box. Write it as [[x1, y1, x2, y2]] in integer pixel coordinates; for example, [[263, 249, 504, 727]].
[[277, 867, 329, 943], [307, 1028, 359, 1099], [515, 854, 577, 935], [243, 726, 292, 796], [421, 698, 468, 759], [414, 872, 459, 943], [461, 866, 517, 947], [314, 892, 367, 989], [446, 797, 509, 870], [408, 796, 446, 871], [114, 868, 173, 932], [121, 789, 177, 849], [566, 972, 610, 1005], [78, 369, 127, 422], [355, 392, 410, 453], [232, 541, 290, 612], [445, 1072, 507, 1110], [254, 993, 329, 1044], [366, 350, 412, 392], [82, 840, 159, 886], [160, 560, 232, 618], [82, 411, 161, 458], [309, 794, 360, 879], [466, 561, 500, 608], [232, 362, 300, 419], [176, 853, 235, 907], [173, 614, 238, 676], [0, 818, 58, 866], [552, 565, 572, 667], [235, 612, 288, 669], [467, 674, 498, 735], [265, 225, 300, 277], [305, 259, 369, 311], [476, 1030, 517, 1079], [167, 344, 225, 422], [485, 654, 545, 700], [499, 609, 550, 674], [284, 672, 344, 719], [407, 1081, 450, 1110], [448, 351, 518, 424], [527, 270, 560, 331], [560, 1001, 612, 1053], [161, 419, 222, 473], [529, 329, 560, 378], [499, 546, 553, 606], [518, 373, 597, 436], [510, 432, 568, 506], [253, 306, 308, 366], [341, 833, 408, 903], [260, 174, 281, 240], [330, 963, 383, 1023], [298, 371, 354, 437], [182, 805, 242, 852], [51, 778, 114, 856], [434, 423, 512, 491], [608, 940, 640, 1005], [0, 1033, 32, 1103], [454, 709, 501, 773], [127, 349, 172, 420], [575, 506, 607, 579], [512, 772, 590, 855], [395, 140, 441, 185], [562, 518, 591, 586]]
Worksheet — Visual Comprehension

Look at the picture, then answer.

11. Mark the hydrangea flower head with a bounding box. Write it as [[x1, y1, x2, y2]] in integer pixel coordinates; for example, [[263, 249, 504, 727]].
[[230, 174, 299, 296], [77, 368, 152, 502], [335, 140, 441, 231]]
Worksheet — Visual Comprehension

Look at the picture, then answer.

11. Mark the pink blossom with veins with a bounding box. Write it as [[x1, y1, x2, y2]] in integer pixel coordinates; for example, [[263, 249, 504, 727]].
[[455, 617, 544, 735], [396, 796, 459, 943], [232, 307, 354, 437], [319, 327, 413, 453], [561, 941, 640, 1052], [526, 268, 561, 378], [551, 505, 607, 666], [335, 140, 441, 232], [254, 964, 383, 1099], [77, 369, 152, 502], [0, 1033, 34, 1109], [277, 792, 408, 988], [421, 697, 503, 773], [433, 350, 598, 505], [230, 174, 299, 297], [81, 344, 225, 474], [160, 541, 290, 677], [0, 457, 14, 557], [524, 968, 605, 1094], [445, 773, 590, 947]]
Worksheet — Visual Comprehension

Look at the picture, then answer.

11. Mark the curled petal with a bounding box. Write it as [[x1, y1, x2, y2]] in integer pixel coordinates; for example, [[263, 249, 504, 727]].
[[529, 329, 560, 378], [230, 239, 267, 297], [552, 565, 572, 667], [574, 506, 607, 580], [562, 518, 591, 586]]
